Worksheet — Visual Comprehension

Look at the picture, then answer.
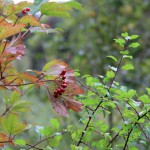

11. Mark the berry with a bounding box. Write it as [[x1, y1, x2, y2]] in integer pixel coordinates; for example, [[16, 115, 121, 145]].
[[25, 7, 30, 12], [62, 76, 66, 80], [60, 70, 66, 76], [62, 81, 67, 84], [21, 9, 26, 14], [61, 83, 67, 88], [60, 87, 65, 93], [54, 90, 58, 95], [53, 94, 58, 98]]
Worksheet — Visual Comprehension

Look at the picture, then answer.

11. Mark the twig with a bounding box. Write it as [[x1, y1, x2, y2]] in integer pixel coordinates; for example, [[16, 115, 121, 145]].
[[109, 39, 129, 89], [26, 131, 67, 150], [136, 123, 149, 139], [123, 128, 133, 150]]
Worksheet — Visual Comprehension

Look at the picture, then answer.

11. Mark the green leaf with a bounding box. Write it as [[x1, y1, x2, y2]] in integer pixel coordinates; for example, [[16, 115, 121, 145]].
[[9, 91, 21, 104], [130, 35, 139, 40], [92, 139, 108, 149], [100, 124, 108, 132], [11, 100, 31, 112], [86, 76, 100, 86], [146, 88, 150, 95], [114, 38, 125, 46], [106, 70, 115, 79], [48, 134, 62, 147], [127, 90, 136, 98], [129, 42, 140, 48], [123, 109, 135, 118], [14, 139, 26, 146], [40, 127, 53, 136], [74, 69, 80, 77], [71, 130, 82, 141], [66, 1, 82, 10], [71, 145, 83, 150], [106, 55, 117, 62], [50, 118, 60, 130], [123, 55, 133, 59], [120, 50, 129, 55], [40, 2, 71, 17], [121, 32, 128, 38], [121, 63, 134, 70], [0, 113, 27, 134], [138, 94, 150, 104]]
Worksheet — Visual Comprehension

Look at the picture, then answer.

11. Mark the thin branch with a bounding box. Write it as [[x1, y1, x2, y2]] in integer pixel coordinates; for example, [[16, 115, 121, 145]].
[[77, 100, 103, 146], [136, 123, 149, 139], [123, 128, 133, 150], [109, 39, 130, 89], [126, 101, 140, 117], [26, 131, 67, 150], [107, 109, 150, 148], [76, 79, 100, 96], [26, 144, 43, 150]]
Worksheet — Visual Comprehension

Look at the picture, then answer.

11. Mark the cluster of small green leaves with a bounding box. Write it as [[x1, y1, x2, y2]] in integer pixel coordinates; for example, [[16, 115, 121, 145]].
[[68, 33, 150, 150]]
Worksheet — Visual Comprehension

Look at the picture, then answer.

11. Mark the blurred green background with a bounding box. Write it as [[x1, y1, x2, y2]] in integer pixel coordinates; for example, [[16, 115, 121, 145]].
[[14, 0, 150, 149]]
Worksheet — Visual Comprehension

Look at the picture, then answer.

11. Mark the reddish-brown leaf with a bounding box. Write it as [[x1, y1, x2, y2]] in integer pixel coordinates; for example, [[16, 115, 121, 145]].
[[19, 72, 45, 87], [5, 44, 25, 60], [43, 60, 68, 77], [0, 133, 14, 147], [64, 83, 84, 96], [64, 99, 83, 112], [47, 88, 69, 117]]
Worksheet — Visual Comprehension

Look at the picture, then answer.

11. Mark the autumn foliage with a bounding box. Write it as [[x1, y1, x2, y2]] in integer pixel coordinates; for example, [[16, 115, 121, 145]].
[[0, 0, 83, 148]]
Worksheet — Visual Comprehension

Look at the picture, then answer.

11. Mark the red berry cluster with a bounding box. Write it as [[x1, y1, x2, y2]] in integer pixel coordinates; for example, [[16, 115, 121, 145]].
[[53, 70, 67, 98], [21, 7, 30, 15]]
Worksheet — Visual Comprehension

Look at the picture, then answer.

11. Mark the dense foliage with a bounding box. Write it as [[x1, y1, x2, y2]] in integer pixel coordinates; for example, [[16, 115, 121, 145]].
[[0, 0, 149, 150]]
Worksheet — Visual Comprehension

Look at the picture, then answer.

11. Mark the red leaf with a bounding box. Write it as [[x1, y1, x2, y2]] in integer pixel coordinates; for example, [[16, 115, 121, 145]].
[[47, 88, 69, 117], [0, 133, 14, 147], [64, 83, 84, 96], [5, 44, 25, 60], [64, 99, 83, 112]]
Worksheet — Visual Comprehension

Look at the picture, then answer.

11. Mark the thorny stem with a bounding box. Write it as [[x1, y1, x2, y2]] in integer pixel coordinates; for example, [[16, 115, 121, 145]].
[[77, 39, 130, 146]]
